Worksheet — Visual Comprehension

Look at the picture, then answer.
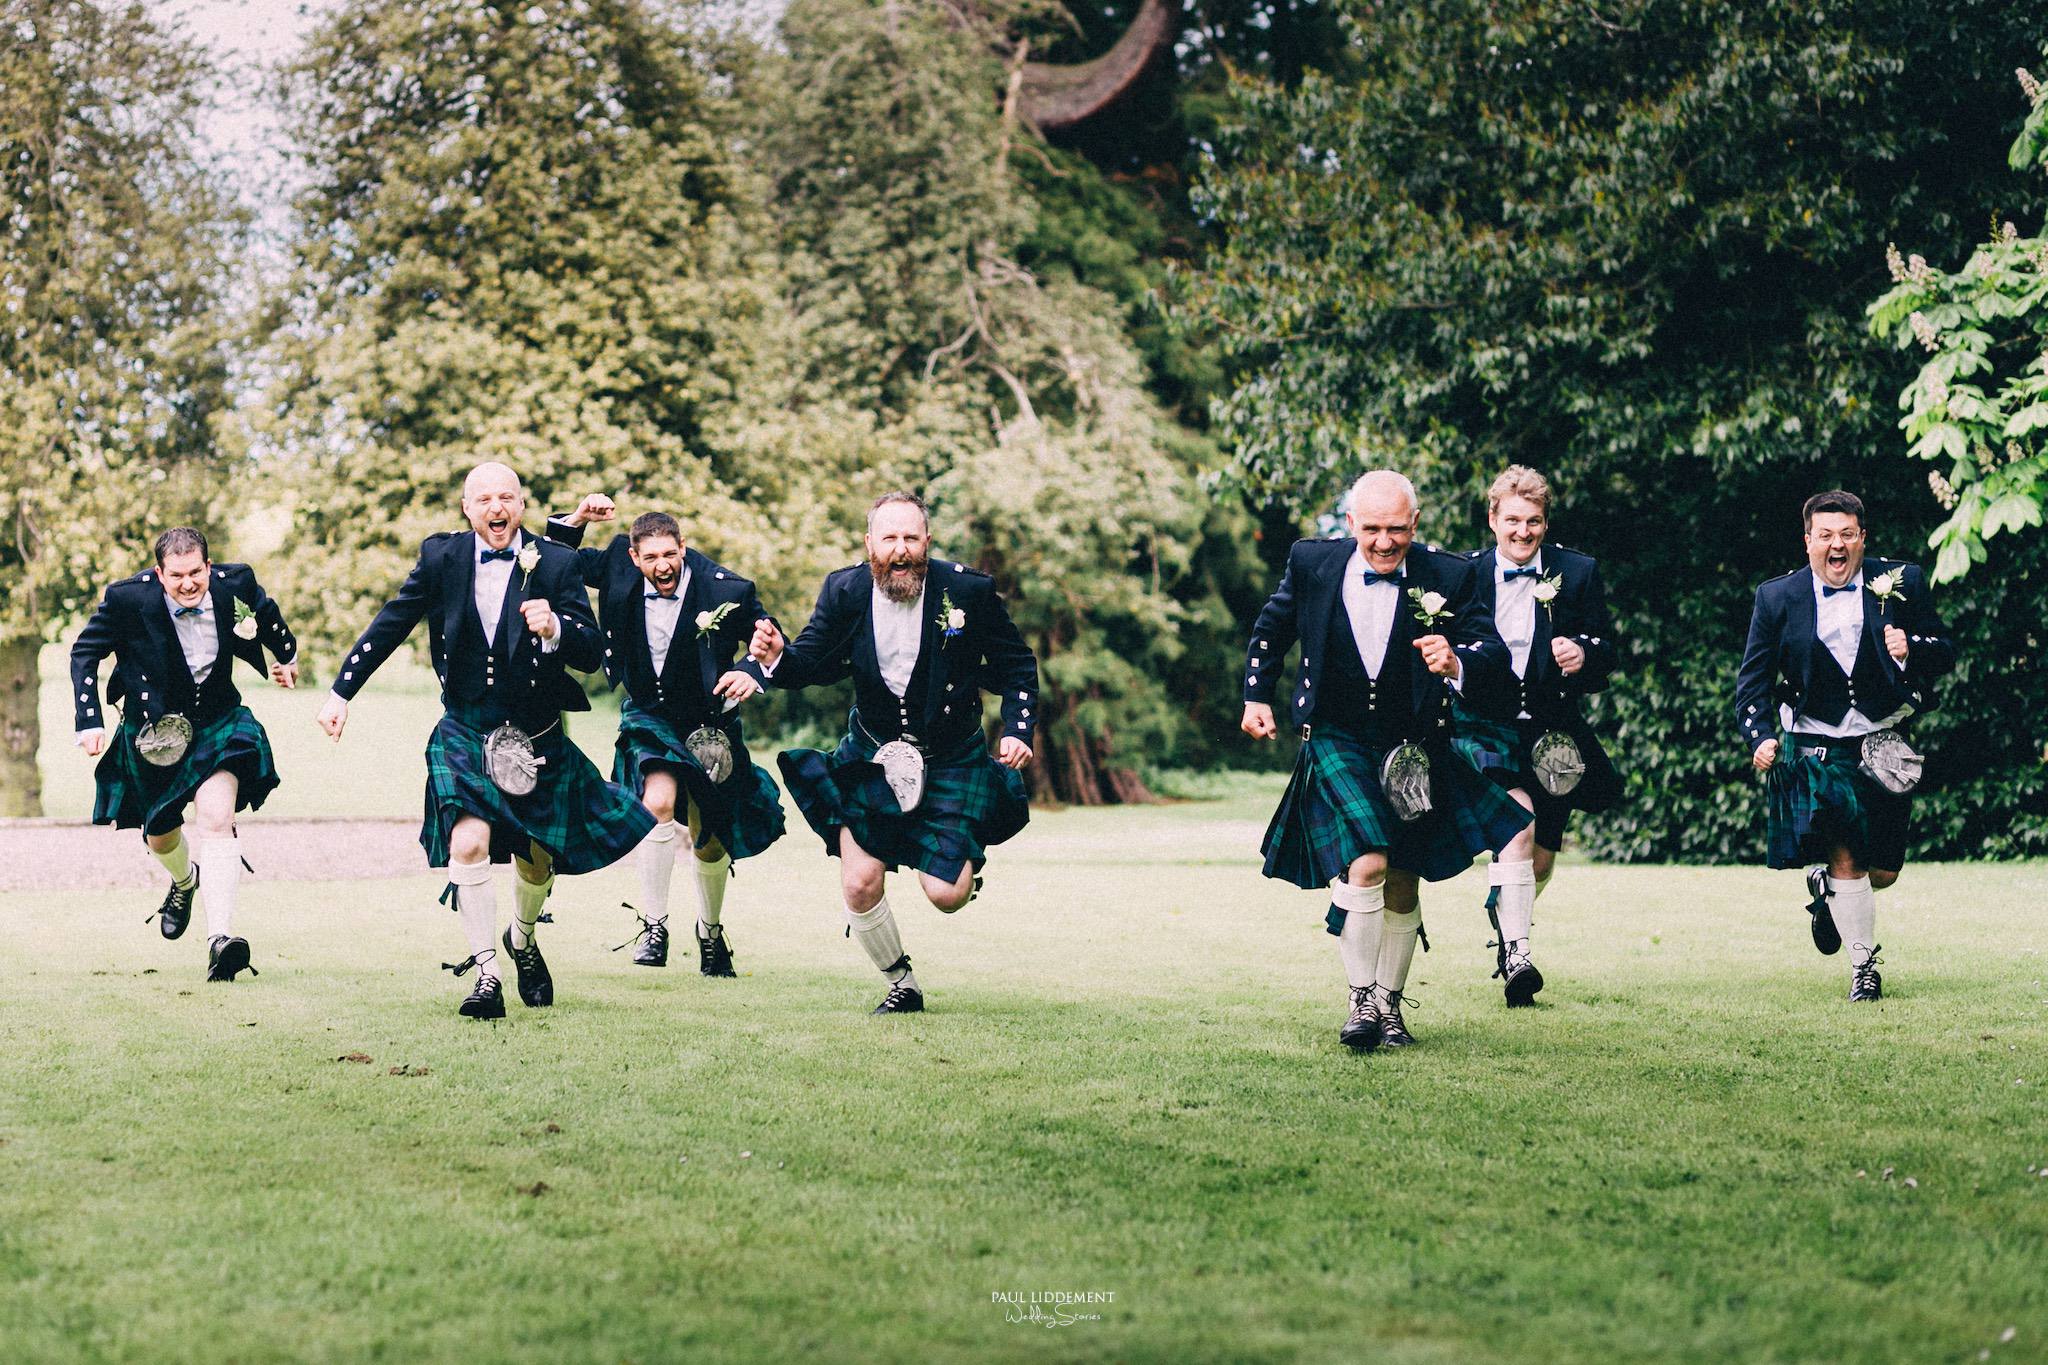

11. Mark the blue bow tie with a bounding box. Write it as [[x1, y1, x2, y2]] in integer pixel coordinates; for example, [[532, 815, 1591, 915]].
[[1821, 582, 1860, 598], [1359, 570, 1404, 586], [479, 547, 516, 564], [645, 592, 677, 602], [1501, 566, 1541, 581], [172, 605, 205, 619]]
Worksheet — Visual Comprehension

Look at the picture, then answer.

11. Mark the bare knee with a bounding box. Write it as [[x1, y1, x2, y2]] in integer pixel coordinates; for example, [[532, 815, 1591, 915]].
[[1870, 869, 1899, 892], [842, 863, 884, 912], [449, 817, 491, 866], [924, 869, 974, 912], [1532, 845, 1557, 882], [1384, 870, 1421, 915], [1345, 852, 1388, 887], [643, 791, 676, 824]]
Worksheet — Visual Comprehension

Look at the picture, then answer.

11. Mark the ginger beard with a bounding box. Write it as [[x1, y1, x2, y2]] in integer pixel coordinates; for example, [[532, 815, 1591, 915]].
[[866, 501, 932, 604]]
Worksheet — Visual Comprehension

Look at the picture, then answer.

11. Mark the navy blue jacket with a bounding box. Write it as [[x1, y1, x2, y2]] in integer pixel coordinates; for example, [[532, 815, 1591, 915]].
[[544, 516, 772, 721], [71, 562, 298, 732], [1459, 543, 1621, 808], [1243, 538, 1513, 740], [769, 559, 1039, 753], [1733, 558, 1956, 752], [330, 529, 602, 728]]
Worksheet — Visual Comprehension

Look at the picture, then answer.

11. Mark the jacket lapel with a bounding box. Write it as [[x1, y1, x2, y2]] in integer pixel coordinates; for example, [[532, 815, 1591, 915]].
[[1786, 567, 1818, 692], [208, 576, 239, 675], [1526, 554, 1555, 689], [444, 532, 477, 653], [491, 533, 527, 653], [140, 587, 196, 697]]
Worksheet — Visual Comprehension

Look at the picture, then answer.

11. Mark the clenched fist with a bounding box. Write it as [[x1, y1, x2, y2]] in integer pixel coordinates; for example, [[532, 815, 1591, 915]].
[[749, 618, 785, 669], [1413, 633, 1461, 678], [519, 599, 559, 640], [566, 493, 616, 527], [1241, 702, 1278, 739]]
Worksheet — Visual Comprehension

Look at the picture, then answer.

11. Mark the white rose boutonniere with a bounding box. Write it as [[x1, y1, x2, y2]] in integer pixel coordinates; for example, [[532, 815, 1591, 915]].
[[1867, 569, 1904, 604], [937, 591, 965, 645], [515, 542, 541, 576], [232, 599, 259, 641], [696, 600, 737, 638], [1532, 572, 1563, 607], [1408, 586, 1453, 630]]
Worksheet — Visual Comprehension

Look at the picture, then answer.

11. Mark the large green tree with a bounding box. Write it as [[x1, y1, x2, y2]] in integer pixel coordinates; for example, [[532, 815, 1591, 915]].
[[0, 0, 245, 815], [750, 0, 1232, 802], [259, 0, 819, 645], [1177, 0, 2048, 859]]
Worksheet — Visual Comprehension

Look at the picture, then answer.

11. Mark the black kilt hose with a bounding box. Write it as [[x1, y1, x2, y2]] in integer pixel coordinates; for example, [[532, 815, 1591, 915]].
[[614, 699, 785, 861], [1765, 731, 1911, 872], [91, 706, 280, 838], [780, 714, 1029, 883], [422, 703, 655, 872], [1450, 702, 1620, 850], [1262, 724, 1532, 930]]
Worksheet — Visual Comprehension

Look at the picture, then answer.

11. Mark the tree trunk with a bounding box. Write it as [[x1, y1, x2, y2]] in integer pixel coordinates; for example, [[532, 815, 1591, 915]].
[[1016, 0, 1178, 133], [0, 635, 44, 817], [1025, 682, 1162, 807]]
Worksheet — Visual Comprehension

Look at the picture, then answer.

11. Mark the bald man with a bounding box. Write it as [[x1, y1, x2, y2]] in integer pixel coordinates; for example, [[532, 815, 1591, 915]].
[[317, 463, 654, 1019], [1243, 469, 1531, 1052]]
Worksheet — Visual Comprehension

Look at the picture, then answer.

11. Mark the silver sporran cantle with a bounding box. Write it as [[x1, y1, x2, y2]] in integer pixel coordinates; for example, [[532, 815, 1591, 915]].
[[1380, 742, 1435, 823], [134, 714, 193, 768], [1858, 729, 1924, 795], [685, 725, 735, 785], [483, 722, 547, 797], [873, 739, 926, 813], [1530, 730, 1586, 798]]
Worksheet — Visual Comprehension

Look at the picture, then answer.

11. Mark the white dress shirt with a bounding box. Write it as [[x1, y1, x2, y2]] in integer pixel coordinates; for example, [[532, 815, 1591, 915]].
[[1785, 570, 1907, 737], [871, 583, 925, 698], [164, 592, 221, 686], [1494, 550, 1542, 680], [1340, 548, 1400, 678], [643, 567, 691, 676], [474, 537, 558, 654]]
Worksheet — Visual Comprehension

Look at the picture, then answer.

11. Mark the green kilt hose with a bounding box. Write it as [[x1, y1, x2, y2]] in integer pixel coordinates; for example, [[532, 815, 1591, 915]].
[[1450, 703, 1617, 850], [1262, 725, 1531, 926], [423, 708, 655, 873], [780, 720, 1029, 884], [1765, 731, 1910, 872], [92, 706, 280, 838], [614, 699, 785, 861]]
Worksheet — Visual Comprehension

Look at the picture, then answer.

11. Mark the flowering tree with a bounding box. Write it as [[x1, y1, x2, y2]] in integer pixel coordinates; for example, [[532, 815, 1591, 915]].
[[1868, 62, 2048, 582]]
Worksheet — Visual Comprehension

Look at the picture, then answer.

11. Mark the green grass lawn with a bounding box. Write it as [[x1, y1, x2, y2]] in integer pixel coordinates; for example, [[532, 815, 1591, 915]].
[[2, 774, 2044, 1364]]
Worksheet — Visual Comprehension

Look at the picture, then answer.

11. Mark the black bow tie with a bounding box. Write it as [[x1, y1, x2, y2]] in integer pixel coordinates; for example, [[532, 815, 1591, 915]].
[[645, 592, 677, 601], [1359, 570, 1404, 586], [1821, 582, 1859, 598], [479, 547, 516, 564], [173, 605, 205, 619], [1502, 565, 1541, 580]]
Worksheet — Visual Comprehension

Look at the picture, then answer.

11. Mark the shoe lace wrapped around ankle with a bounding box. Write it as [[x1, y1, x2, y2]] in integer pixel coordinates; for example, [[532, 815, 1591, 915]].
[[1488, 940, 1534, 981], [611, 906, 667, 953], [442, 948, 497, 978], [1852, 942, 1884, 984], [879, 980, 919, 1010]]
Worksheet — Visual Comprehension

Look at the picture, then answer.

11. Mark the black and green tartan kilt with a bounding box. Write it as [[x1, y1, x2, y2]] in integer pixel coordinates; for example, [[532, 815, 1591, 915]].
[[422, 709, 656, 873], [1450, 704, 1613, 851], [613, 700, 785, 861], [1765, 731, 1910, 872], [1261, 724, 1533, 896], [91, 706, 280, 838], [778, 719, 1029, 884]]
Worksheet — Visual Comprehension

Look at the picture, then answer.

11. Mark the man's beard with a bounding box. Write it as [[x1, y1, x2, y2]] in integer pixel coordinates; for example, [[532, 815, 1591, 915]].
[[869, 552, 929, 604]]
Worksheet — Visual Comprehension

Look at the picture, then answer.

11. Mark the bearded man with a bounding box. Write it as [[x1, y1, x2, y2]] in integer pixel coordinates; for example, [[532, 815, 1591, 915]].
[[1735, 489, 1954, 1002], [1243, 470, 1531, 1052], [72, 527, 301, 981], [545, 495, 784, 976], [316, 462, 654, 1019], [748, 492, 1037, 1015]]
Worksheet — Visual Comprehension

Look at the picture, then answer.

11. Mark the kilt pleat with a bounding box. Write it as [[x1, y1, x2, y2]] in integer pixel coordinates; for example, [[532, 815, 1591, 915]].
[[1765, 733, 1910, 871], [1261, 726, 1532, 894], [422, 713, 655, 873], [91, 707, 279, 837], [613, 700, 785, 861], [779, 721, 1028, 884]]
